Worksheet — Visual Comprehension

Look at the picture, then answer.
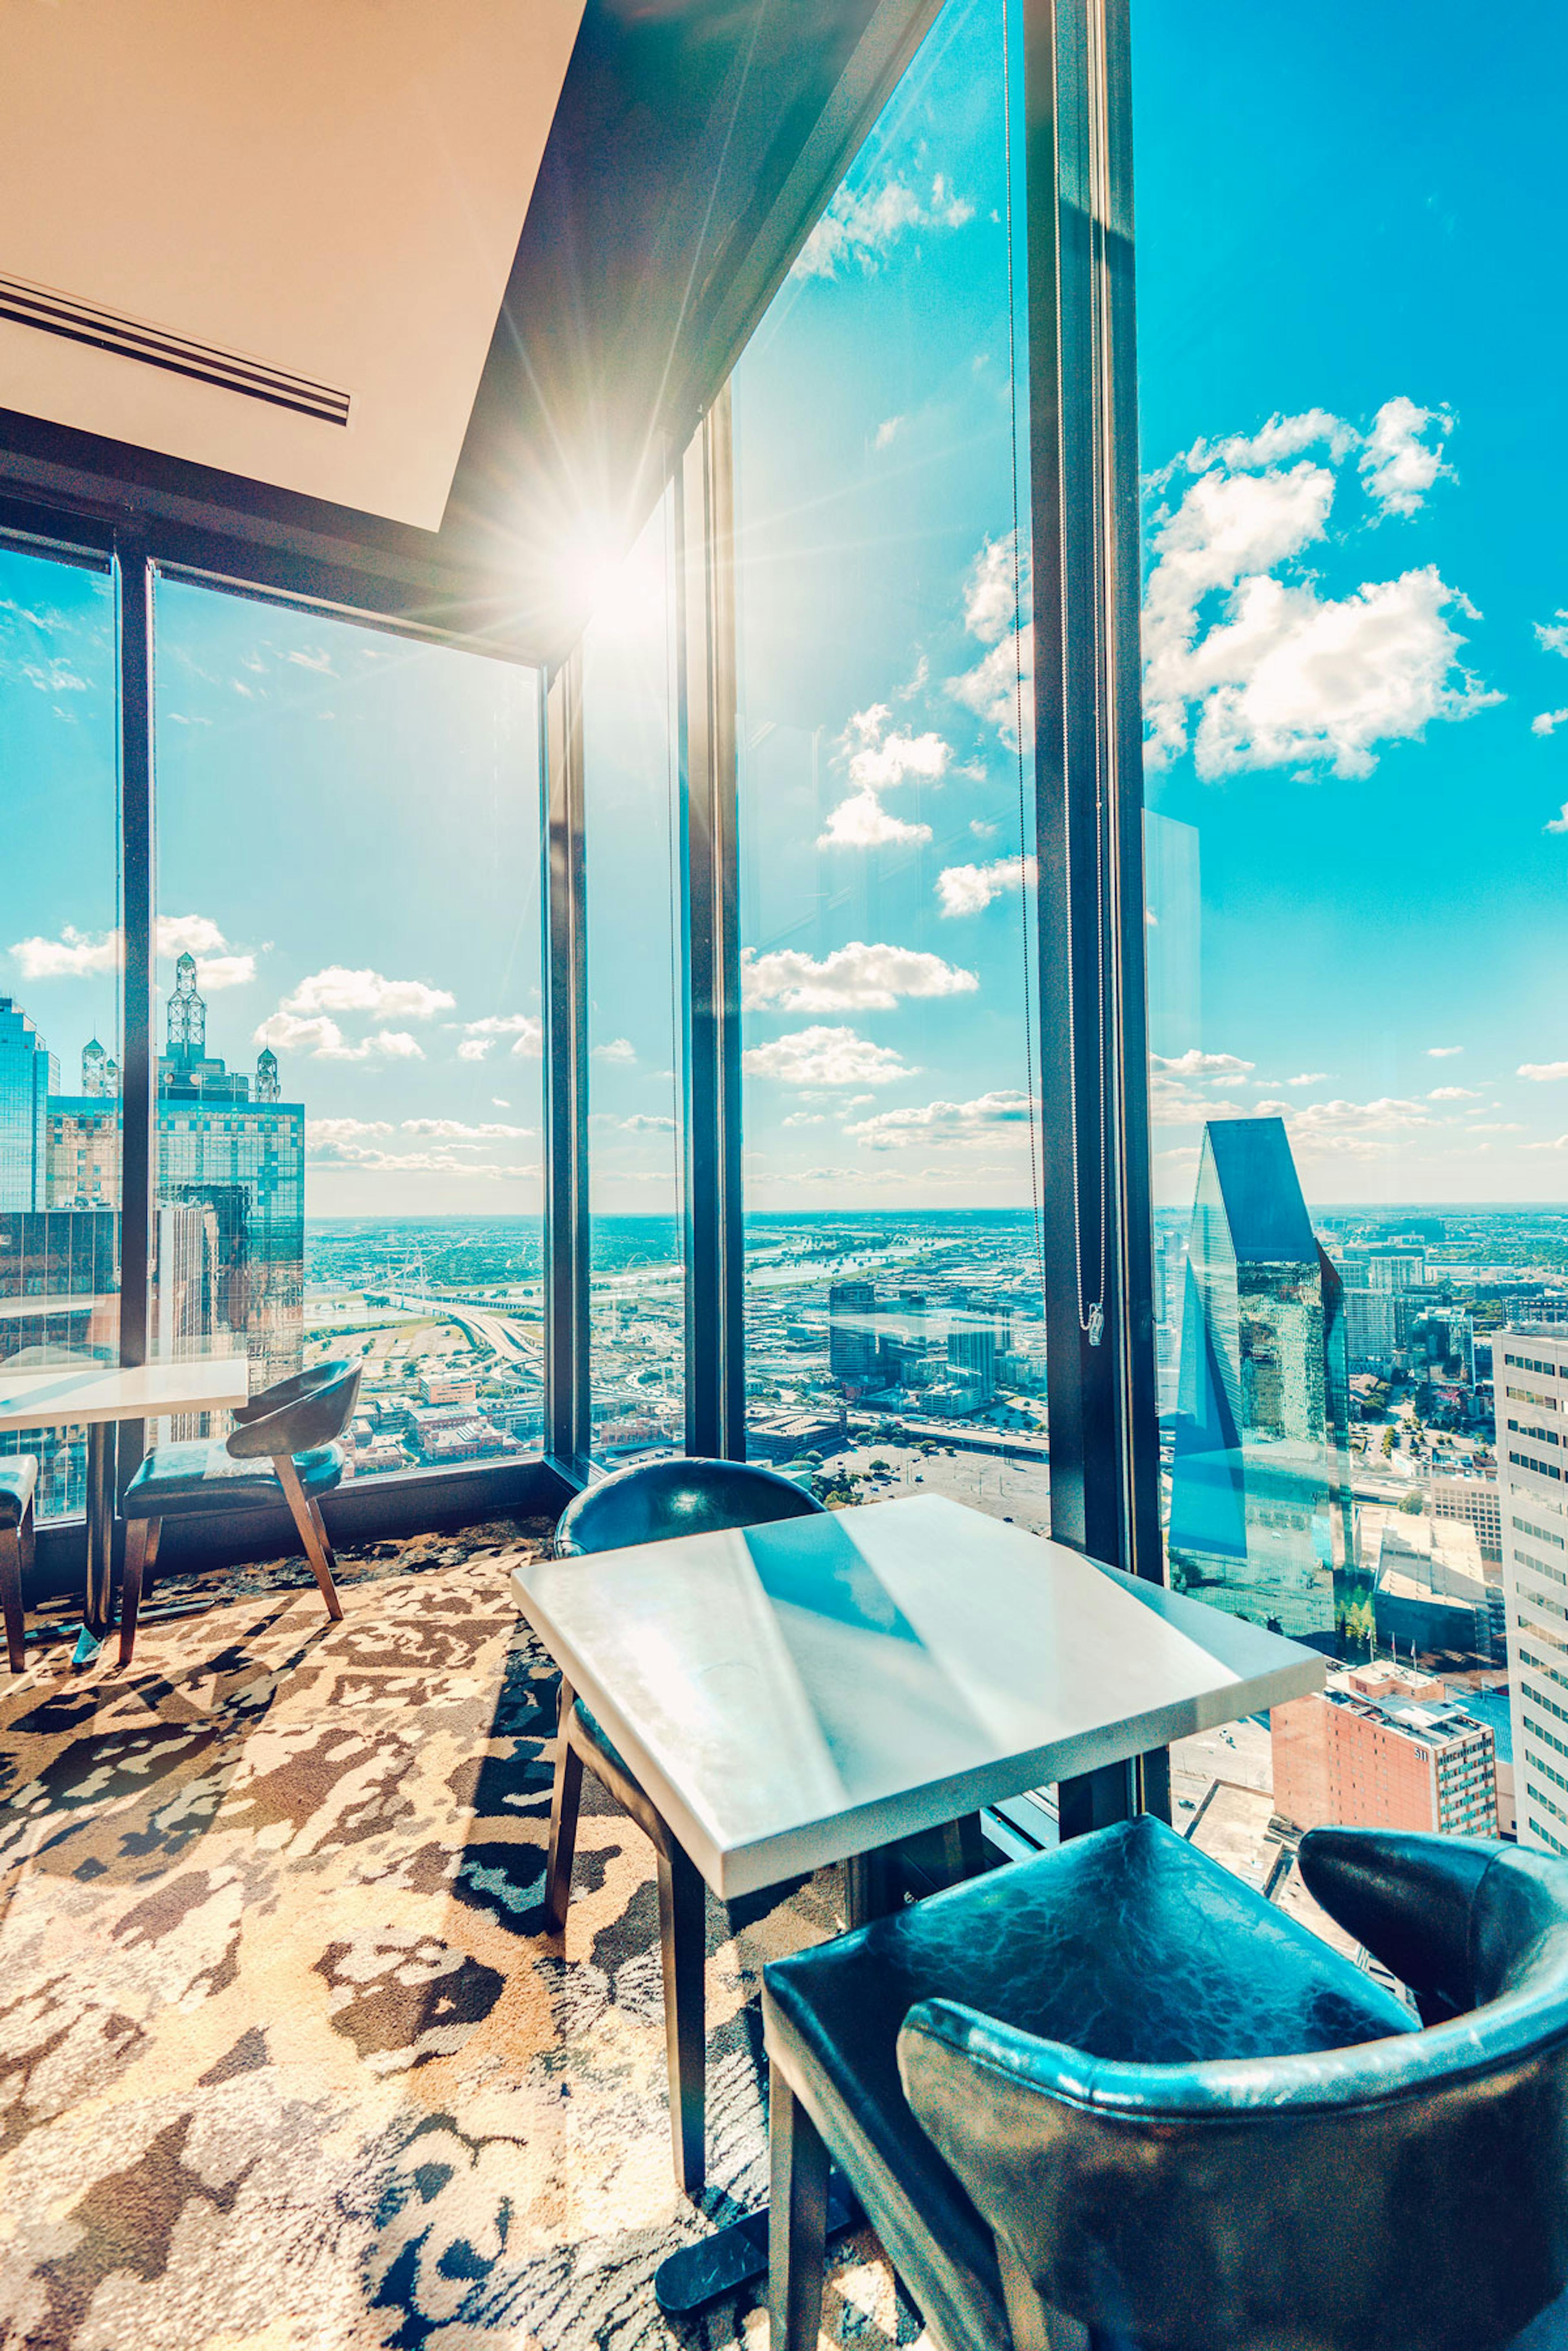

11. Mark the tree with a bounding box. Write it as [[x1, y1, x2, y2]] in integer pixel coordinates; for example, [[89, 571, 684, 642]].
[[1399, 1491, 1425, 1515]]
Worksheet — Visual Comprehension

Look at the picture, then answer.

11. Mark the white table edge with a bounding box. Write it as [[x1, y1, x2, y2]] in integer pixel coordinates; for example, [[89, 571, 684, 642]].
[[0, 1362, 252, 1431], [511, 1562, 1326, 1902]]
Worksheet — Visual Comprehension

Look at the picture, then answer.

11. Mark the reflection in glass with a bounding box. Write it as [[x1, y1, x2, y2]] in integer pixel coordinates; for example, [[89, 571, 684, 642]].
[[0, 546, 121, 1520]]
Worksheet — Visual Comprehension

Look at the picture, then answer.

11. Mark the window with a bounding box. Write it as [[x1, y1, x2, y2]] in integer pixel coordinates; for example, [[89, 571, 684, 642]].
[[732, 0, 1047, 1529], [0, 542, 120, 1520], [1135, 0, 1566, 1860], [582, 491, 686, 1455], [154, 578, 544, 1479]]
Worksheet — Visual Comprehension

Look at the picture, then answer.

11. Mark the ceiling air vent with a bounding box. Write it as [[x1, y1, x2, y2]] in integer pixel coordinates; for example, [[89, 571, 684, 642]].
[[0, 271, 350, 425]]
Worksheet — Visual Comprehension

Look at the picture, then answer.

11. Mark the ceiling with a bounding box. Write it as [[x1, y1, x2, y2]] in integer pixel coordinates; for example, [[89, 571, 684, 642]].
[[0, 0, 938, 662], [0, 0, 586, 530]]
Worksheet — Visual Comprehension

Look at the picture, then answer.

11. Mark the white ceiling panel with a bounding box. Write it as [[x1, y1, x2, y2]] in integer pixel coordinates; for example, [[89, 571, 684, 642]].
[[0, 0, 585, 528]]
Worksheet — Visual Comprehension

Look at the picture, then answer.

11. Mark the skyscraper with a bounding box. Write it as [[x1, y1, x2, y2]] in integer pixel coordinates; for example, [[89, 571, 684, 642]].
[[1168, 1116, 1361, 1648], [827, 1280, 880, 1391], [1496, 1324, 1568, 1856], [0, 997, 58, 1211]]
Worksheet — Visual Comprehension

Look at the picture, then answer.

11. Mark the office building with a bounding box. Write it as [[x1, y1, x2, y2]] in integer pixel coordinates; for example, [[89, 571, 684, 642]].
[[1369, 1252, 1426, 1292], [0, 998, 58, 1212], [1272, 1663, 1498, 1836], [1497, 1326, 1568, 1854], [1344, 1287, 1396, 1372], [1168, 1117, 1361, 1647], [0, 1206, 119, 1511], [947, 1312, 1004, 1401], [1429, 1471, 1502, 1561], [827, 1280, 880, 1392]]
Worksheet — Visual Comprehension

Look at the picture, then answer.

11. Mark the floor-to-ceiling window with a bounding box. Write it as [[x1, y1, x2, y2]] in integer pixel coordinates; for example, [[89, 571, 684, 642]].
[[153, 579, 544, 1478], [1135, 0, 1566, 1862], [582, 492, 686, 1454], [731, 0, 1047, 1529], [0, 542, 121, 1520]]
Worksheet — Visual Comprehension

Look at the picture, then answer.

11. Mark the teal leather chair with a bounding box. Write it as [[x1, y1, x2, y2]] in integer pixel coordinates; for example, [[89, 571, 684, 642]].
[[765, 1816, 1568, 2351], [0, 1453, 38, 1671], [118, 1359, 361, 1665]]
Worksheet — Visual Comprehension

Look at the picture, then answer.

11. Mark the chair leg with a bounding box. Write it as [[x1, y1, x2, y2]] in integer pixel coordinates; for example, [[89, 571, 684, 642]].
[[0, 1517, 24, 1674], [544, 1681, 583, 1932], [996, 2232, 1089, 2351], [769, 2069, 829, 2351], [657, 1841, 706, 2195], [274, 1457, 343, 1622], [119, 1518, 154, 1667]]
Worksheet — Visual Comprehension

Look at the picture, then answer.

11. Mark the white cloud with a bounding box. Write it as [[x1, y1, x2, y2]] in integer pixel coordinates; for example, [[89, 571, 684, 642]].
[[1523, 1136, 1568, 1152], [949, 535, 1033, 744], [619, 1113, 675, 1133], [1537, 611, 1568, 657], [459, 1013, 543, 1062], [10, 925, 118, 980], [873, 416, 904, 451], [1426, 1045, 1463, 1057], [305, 1118, 393, 1145], [1546, 800, 1568, 829], [741, 940, 976, 1012], [308, 1141, 536, 1178], [1536, 718, 1568, 742], [1143, 415, 1495, 778], [1519, 1062, 1568, 1082], [816, 789, 932, 849], [1281, 1071, 1331, 1086], [9, 912, 254, 987], [741, 1025, 917, 1088], [1186, 410, 1357, 474], [283, 966, 454, 1022], [592, 1037, 636, 1064], [401, 1119, 532, 1140], [285, 647, 335, 675], [845, 1089, 1031, 1150], [253, 1011, 426, 1062], [1150, 1048, 1255, 1080], [936, 854, 1035, 916], [793, 173, 974, 280], [1358, 396, 1453, 516], [1428, 1086, 1480, 1101], [782, 1112, 827, 1128]]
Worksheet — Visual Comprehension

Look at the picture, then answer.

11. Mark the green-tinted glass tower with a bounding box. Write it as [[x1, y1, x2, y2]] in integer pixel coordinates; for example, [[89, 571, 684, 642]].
[[1169, 1116, 1365, 1651]]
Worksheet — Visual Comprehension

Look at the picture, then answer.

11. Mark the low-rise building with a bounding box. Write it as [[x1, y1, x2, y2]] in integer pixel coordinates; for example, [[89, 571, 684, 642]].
[[1272, 1662, 1498, 1836]]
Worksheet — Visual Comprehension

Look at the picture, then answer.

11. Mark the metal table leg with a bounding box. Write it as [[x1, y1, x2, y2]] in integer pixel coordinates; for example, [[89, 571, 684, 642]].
[[651, 1840, 904, 2317], [79, 1421, 117, 1653]]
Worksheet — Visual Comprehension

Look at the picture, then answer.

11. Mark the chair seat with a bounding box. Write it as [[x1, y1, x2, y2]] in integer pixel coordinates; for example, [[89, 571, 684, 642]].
[[123, 1439, 346, 1520], [764, 1815, 1418, 2351], [0, 1455, 38, 1530]]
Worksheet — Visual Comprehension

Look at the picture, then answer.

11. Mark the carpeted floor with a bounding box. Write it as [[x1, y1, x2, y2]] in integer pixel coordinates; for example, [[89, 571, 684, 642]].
[[0, 1525, 922, 2351]]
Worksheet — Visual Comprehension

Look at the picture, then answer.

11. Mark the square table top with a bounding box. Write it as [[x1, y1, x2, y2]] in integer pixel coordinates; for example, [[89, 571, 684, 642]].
[[510, 1491, 1325, 1899], [0, 1354, 252, 1435]]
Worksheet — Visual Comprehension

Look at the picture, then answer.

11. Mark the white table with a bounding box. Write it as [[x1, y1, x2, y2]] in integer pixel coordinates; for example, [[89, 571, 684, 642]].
[[0, 1355, 251, 1637], [512, 1490, 1325, 1904]]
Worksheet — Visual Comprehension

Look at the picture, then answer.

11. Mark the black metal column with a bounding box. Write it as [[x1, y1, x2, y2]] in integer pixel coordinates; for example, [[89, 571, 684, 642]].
[[677, 389, 745, 1462], [542, 647, 592, 1468], [103, 536, 156, 1629], [1027, 0, 1166, 1825]]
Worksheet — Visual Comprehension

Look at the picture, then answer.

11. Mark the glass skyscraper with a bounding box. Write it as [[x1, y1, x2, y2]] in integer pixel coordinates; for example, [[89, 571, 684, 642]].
[[1168, 1116, 1363, 1651], [0, 997, 58, 1212]]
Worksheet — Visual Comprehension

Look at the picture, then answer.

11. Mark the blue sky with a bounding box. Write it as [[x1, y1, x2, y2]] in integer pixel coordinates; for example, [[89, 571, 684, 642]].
[[4, 0, 1565, 1223]]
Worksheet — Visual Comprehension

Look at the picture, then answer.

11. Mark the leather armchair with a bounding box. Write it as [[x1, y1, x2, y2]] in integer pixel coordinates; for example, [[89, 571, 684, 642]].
[[117, 1359, 362, 1665], [764, 1815, 1568, 2351], [546, 1456, 823, 2192]]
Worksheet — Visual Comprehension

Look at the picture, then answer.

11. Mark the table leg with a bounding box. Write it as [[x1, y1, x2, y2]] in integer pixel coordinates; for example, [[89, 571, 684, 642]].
[[82, 1421, 117, 1641], [652, 1833, 903, 2319]]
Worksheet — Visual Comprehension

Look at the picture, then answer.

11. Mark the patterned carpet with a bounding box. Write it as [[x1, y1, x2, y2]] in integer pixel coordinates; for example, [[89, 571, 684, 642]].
[[0, 1524, 922, 2351]]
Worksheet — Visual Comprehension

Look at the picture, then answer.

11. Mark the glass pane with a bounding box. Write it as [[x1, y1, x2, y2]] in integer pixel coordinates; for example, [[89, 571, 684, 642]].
[[154, 580, 544, 1477], [0, 545, 120, 1522], [1133, 0, 1565, 1873], [582, 491, 686, 1457], [733, 0, 1047, 1529]]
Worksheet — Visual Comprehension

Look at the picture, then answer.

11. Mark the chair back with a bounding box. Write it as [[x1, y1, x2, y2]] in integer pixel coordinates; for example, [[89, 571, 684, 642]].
[[226, 1360, 362, 1460], [898, 1829, 1568, 2351], [555, 1455, 823, 1557]]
